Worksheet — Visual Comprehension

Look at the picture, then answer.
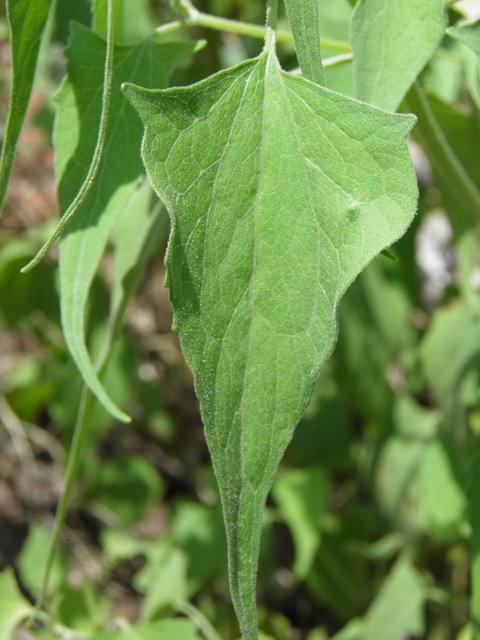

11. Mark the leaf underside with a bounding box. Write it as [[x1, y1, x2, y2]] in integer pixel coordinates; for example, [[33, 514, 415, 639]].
[[350, 0, 447, 112], [123, 47, 418, 640], [0, 0, 54, 217], [54, 24, 199, 421]]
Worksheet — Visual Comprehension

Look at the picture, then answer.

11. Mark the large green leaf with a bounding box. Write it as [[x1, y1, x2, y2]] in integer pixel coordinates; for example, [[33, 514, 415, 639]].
[[284, 0, 325, 85], [54, 24, 200, 421], [123, 40, 417, 640], [350, 0, 447, 111], [0, 0, 54, 216]]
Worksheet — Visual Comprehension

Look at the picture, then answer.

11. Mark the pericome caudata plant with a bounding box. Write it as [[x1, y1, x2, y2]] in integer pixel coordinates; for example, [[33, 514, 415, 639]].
[[2, 0, 480, 639]]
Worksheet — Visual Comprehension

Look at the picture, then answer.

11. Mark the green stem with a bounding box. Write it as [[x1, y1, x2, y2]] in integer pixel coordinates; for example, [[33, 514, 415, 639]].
[[21, 0, 116, 273], [405, 81, 480, 224], [156, 12, 351, 53], [265, 0, 278, 51], [289, 53, 353, 75], [323, 52, 353, 68], [29, 386, 91, 620]]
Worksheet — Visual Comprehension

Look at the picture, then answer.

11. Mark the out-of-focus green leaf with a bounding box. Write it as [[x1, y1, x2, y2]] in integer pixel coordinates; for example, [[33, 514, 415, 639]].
[[393, 395, 439, 440], [448, 20, 480, 60], [457, 624, 473, 640], [83, 455, 164, 524], [363, 555, 426, 640], [304, 629, 329, 640], [272, 465, 328, 579], [421, 300, 480, 425], [428, 93, 480, 199], [137, 546, 189, 622], [330, 619, 364, 640], [109, 178, 169, 343], [468, 436, 480, 637], [422, 41, 464, 104], [54, 24, 200, 421], [376, 435, 466, 540], [417, 439, 467, 539], [336, 260, 415, 424], [124, 40, 417, 638], [93, 0, 154, 45], [171, 501, 228, 593], [0, 227, 59, 328], [284, 0, 325, 85], [287, 367, 353, 469], [0, 0, 54, 217], [0, 567, 32, 640], [320, 0, 351, 44], [54, 0, 92, 44], [57, 582, 109, 632], [410, 93, 480, 236], [320, 0, 353, 95], [16, 525, 68, 596], [350, 0, 446, 111], [86, 619, 199, 640], [308, 532, 367, 620]]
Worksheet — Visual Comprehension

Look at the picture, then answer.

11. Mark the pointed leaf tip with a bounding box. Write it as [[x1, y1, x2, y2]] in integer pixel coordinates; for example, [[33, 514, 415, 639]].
[[122, 82, 151, 119]]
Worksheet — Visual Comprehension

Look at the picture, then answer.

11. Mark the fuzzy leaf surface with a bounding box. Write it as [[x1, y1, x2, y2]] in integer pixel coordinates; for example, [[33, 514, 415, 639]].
[[123, 46, 417, 640], [55, 24, 199, 421], [0, 0, 54, 216], [350, 0, 446, 111], [284, 0, 325, 85]]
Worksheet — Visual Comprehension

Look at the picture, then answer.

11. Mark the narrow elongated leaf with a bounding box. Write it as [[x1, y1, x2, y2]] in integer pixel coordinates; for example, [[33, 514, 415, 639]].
[[284, 0, 325, 85], [123, 43, 417, 640], [350, 0, 447, 111], [0, 0, 54, 216], [54, 24, 200, 421], [448, 20, 480, 60]]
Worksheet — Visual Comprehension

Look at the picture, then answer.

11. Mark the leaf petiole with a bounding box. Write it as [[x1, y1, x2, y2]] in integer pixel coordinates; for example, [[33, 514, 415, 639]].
[[21, 0, 116, 273]]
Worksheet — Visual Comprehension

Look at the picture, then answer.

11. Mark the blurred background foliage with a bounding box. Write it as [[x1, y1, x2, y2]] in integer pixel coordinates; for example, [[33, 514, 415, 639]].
[[1, 1, 480, 639]]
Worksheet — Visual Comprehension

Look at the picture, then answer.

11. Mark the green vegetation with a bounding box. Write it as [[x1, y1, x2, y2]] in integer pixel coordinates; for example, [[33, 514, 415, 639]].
[[1, 1, 480, 640]]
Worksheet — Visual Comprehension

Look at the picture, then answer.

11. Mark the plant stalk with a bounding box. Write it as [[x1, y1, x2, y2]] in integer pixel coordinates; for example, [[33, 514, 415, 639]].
[[156, 10, 352, 53], [265, 0, 278, 50], [29, 386, 91, 621]]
